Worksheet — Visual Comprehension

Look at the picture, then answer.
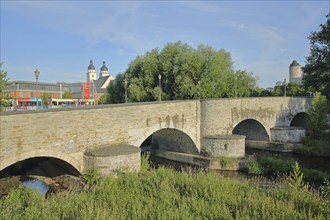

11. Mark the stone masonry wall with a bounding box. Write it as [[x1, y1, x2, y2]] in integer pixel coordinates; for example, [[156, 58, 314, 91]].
[[0, 100, 201, 172], [201, 97, 311, 141], [0, 97, 310, 172]]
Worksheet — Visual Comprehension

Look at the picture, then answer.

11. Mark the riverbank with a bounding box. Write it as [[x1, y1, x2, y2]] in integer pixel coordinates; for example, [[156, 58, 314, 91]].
[[294, 133, 330, 157], [1, 156, 329, 219]]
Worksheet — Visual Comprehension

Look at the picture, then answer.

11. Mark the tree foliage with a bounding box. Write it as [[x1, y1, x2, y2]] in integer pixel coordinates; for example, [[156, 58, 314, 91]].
[[303, 13, 330, 98], [107, 73, 126, 103], [98, 93, 109, 105], [62, 91, 73, 99], [0, 63, 11, 110], [307, 92, 328, 139], [41, 93, 50, 106], [107, 42, 257, 103], [272, 82, 307, 97]]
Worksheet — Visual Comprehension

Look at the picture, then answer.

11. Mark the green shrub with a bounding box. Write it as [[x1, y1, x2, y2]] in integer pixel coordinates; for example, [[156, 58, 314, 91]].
[[287, 161, 308, 194], [298, 133, 330, 157], [321, 179, 330, 216], [247, 159, 263, 175], [303, 169, 330, 183], [258, 156, 293, 174], [140, 152, 151, 173], [82, 168, 101, 186], [308, 92, 328, 139], [218, 156, 238, 168]]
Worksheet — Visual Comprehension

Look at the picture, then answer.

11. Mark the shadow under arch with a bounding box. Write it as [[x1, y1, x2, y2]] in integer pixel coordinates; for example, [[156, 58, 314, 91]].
[[0, 149, 82, 176], [139, 128, 199, 154], [233, 119, 269, 141], [0, 156, 81, 178], [290, 112, 308, 128]]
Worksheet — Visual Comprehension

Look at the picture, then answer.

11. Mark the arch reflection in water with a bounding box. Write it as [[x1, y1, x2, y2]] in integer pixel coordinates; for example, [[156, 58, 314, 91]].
[[22, 179, 50, 195]]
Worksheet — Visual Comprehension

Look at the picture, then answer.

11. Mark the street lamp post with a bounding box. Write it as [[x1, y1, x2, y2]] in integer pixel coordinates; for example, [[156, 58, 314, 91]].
[[124, 77, 128, 103], [283, 78, 287, 97], [34, 69, 40, 110], [158, 74, 162, 102]]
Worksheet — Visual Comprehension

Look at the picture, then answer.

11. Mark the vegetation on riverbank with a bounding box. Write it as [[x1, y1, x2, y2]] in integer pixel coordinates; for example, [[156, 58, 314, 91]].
[[294, 92, 330, 157], [246, 155, 330, 183], [297, 133, 330, 157], [1, 156, 329, 219]]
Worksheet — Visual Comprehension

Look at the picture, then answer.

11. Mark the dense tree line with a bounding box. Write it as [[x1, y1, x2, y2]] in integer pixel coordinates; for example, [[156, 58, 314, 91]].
[[250, 82, 307, 98], [106, 42, 257, 103]]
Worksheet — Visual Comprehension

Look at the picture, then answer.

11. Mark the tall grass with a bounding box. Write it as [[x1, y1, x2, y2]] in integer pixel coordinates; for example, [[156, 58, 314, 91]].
[[1, 157, 329, 219], [246, 155, 330, 183]]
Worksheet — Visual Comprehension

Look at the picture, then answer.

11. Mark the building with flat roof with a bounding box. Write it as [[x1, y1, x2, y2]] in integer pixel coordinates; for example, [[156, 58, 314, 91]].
[[5, 81, 70, 99], [3, 60, 113, 109]]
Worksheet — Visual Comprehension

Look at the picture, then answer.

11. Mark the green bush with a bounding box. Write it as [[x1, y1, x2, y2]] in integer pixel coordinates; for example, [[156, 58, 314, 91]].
[[246, 159, 263, 175], [303, 169, 330, 183], [258, 156, 293, 174], [299, 133, 330, 157], [140, 152, 151, 173], [82, 168, 101, 186], [308, 92, 328, 139], [321, 179, 330, 216]]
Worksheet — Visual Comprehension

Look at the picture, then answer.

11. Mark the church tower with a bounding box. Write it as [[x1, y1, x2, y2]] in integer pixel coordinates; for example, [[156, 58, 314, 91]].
[[87, 60, 97, 83], [100, 61, 110, 78]]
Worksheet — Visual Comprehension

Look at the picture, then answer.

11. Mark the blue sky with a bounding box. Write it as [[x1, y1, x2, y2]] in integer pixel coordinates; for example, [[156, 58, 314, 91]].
[[1, 1, 329, 88]]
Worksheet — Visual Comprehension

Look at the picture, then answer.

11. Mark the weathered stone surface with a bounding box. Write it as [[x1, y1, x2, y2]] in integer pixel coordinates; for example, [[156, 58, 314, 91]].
[[0, 97, 311, 175], [270, 126, 305, 143], [202, 135, 246, 157], [84, 145, 141, 175]]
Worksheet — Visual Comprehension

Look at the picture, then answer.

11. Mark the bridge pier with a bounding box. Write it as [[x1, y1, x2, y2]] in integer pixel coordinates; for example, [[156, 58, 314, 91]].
[[84, 145, 141, 175], [201, 135, 246, 157], [270, 126, 305, 143]]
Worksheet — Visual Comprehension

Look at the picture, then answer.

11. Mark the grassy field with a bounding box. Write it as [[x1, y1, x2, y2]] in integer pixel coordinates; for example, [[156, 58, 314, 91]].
[[0, 156, 329, 219]]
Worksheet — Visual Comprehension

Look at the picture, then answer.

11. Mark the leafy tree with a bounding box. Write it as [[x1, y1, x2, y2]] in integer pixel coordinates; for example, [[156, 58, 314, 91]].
[[233, 70, 258, 97], [307, 92, 328, 138], [287, 82, 306, 96], [62, 91, 73, 99], [98, 93, 109, 104], [107, 73, 126, 103], [303, 13, 330, 99], [41, 93, 50, 106], [107, 42, 257, 103], [0, 63, 11, 111], [250, 86, 274, 97], [273, 81, 285, 96]]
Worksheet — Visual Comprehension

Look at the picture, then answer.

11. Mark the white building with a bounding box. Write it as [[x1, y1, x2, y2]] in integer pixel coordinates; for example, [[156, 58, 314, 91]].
[[289, 60, 303, 85]]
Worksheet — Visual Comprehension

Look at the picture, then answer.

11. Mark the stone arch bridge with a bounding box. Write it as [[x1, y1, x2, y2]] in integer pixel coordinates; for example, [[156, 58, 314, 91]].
[[0, 97, 311, 175]]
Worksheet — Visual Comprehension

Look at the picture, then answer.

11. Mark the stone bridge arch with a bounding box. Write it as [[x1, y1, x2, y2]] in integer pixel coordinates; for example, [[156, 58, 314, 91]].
[[0, 149, 83, 174], [290, 112, 308, 128], [137, 128, 199, 154], [232, 119, 269, 141]]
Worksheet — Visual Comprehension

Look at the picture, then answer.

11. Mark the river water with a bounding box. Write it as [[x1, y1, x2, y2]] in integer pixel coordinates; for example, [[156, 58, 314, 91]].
[[22, 179, 50, 195]]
